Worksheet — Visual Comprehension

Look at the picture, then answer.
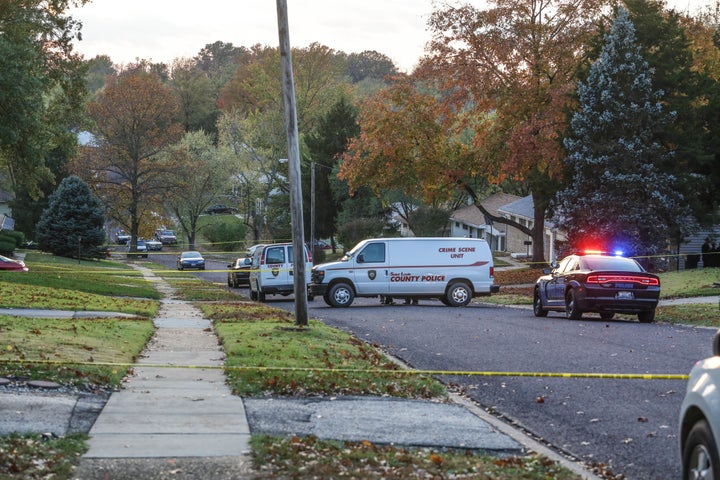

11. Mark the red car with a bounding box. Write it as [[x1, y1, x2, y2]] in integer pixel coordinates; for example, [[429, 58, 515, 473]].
[[0, 254, 28, 272]]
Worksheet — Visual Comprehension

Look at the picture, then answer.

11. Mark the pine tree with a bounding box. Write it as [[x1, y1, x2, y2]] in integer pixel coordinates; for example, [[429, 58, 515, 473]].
[[36, 176, 106, 259], [556, 7, 689, 259]]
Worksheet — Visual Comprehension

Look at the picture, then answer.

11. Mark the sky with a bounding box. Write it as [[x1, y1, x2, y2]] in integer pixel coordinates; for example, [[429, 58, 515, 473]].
[[69, 0, 711, 74]]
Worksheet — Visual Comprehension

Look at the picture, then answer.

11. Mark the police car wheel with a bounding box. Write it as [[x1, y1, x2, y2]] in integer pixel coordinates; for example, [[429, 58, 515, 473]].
[[328, 282, 354, 307], [533, 290, 548, 317], [565, 289, 583, 320], [446, 282, 471, 307]]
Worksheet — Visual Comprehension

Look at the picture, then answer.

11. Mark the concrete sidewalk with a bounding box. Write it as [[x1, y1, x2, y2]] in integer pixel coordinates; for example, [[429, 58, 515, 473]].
[[70, 267, 256, 479]]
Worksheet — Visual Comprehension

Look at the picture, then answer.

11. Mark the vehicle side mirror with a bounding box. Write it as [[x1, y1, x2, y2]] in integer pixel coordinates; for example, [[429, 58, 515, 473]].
[[357, 254, 365, 263], [714, 330, 720, 357], [227, 264, 233, 268]]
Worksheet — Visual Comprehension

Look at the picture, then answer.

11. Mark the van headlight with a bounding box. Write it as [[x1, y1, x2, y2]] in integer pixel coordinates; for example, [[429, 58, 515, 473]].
[[312, 269, 325, 283]]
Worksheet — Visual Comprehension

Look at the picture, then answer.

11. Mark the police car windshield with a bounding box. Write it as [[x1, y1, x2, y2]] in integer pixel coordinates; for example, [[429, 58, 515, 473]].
[[580, 256, 643, 272]]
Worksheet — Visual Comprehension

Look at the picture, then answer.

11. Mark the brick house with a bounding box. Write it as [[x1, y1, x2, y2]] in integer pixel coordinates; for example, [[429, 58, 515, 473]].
[[450, 193, 565, 263]]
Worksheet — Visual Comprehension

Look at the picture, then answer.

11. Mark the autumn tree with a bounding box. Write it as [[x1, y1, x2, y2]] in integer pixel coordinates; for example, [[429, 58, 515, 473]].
[[555, 7, 689, 259], [73, 69, 184, 251], [170, 58, 220, 136], [165, 130, 234, 250], [217, 108, 289, 242], [683, 4, 720, 218], [344, 50, 398, 82], [407, 0, 608, 262]]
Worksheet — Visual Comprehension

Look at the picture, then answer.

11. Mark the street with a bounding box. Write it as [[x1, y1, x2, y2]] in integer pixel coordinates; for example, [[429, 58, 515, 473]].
[[155, 252, 716, 479]]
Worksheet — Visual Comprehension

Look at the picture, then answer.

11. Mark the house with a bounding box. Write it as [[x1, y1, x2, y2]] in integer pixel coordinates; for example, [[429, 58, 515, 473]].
[[450, 193, 566, 262], [449, 193, 521, 251], [0, 189, 14, 231], [677, 227, 720, 269]]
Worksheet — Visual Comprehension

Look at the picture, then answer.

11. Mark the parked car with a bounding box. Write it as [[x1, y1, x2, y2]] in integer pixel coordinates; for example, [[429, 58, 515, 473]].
[[126, 240, 148, 258], [115, 230, 131, 244], [249, 243, 313, 302], [0, 254, 28, 272], [205, 204, 238, 215], [177, 251, 205, 270], [155, 229, 177, 245], [227, 256, 252, 288], [145, 238, 163, 251], [680, 330, 720, 480], [533, 251, 660, 322]]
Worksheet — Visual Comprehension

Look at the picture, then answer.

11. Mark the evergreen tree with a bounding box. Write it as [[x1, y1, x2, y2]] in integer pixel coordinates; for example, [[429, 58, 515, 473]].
[[305, 97, 360, 241], [36, 176, 106, 259], [556, 7, 690, 259]]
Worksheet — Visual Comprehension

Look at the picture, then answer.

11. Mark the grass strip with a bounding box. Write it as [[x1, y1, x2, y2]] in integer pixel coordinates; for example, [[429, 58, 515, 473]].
[[203, 301, 446, 398], [0, 315, 154, 386], [0, 433, 88, 479], [250, 435, 580, 479]]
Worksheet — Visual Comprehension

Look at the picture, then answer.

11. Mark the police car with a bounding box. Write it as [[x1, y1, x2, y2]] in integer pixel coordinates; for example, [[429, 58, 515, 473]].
[[533, 251, 660, 322]]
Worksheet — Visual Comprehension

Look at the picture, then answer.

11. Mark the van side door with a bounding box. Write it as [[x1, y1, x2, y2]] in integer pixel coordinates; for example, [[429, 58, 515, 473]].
[[263, 245, 290, 287], [353, 241, 389, 296]]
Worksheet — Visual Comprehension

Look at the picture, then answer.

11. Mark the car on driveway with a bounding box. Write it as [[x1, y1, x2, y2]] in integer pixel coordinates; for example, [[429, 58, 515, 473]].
[[177, 251, 205, 270], [533, 251, 660, 322], [115, 230, 130, 244], [126, 240, 148, 258], [205, 204, 238, 215], [227, 256, 252, 287], [680, 330, 720, 480], [0, 254, 28, 272], [155, 229, 177, 245], [145, 238, 163, 251]]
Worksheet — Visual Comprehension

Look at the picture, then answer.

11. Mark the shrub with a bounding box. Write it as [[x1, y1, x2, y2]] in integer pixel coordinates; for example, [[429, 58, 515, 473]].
[[202, 217, 247, 252]]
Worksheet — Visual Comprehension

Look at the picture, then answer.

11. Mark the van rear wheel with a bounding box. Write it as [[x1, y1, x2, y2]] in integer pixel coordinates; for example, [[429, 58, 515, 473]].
[[328, 282, 354, 307], [445, 282, 472, 307]]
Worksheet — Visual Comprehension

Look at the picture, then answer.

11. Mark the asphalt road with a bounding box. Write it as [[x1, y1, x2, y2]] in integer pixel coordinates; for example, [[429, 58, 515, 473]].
[[152, 252, 715, 480]]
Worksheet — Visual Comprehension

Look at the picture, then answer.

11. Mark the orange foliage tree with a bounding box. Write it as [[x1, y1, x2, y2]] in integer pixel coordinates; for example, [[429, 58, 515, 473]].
[[72, 70, 184, 247], [420, 0, 607, 262], [340, 78, 469, 206]]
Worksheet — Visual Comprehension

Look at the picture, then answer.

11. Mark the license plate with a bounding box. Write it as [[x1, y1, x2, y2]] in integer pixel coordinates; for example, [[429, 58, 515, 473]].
[[616, 291, 634, 300]]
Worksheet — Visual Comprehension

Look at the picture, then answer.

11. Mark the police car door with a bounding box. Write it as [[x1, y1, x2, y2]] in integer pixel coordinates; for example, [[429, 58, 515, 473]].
[[353, 241, 389, 296], [547, 256, 575, 307]]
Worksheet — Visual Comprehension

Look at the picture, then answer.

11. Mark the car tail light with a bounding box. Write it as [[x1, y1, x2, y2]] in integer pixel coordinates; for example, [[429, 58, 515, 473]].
[[587, 274, 659, 286], [490, 266, 494, 277]]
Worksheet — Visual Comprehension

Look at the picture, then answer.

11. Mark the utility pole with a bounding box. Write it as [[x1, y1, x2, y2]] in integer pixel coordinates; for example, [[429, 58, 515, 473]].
[[276, 0, 308, 327], [310, 161, 316, 253]]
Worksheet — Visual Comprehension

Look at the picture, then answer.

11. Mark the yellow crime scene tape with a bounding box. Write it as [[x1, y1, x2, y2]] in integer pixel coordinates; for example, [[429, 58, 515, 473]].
[[0, 359, 689, 380]]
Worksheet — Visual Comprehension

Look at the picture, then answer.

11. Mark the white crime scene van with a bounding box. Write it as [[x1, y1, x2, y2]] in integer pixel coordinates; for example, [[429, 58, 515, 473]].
[[249, 243, 313, 302], [310, 237, 499, 307]]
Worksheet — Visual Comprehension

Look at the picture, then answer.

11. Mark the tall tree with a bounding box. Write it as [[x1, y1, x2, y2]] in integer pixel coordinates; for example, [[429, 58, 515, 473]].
[[170, 58, 219, 136], [344, 50, 398, 82], [36, 176, 105, 258], [555, 7, 689, 259], [165, 130, 233, 250], [0, 0, 88, 198], [72, 70, 184, 250], [417, 0, 606, 262], [305, 97, 359, 242]]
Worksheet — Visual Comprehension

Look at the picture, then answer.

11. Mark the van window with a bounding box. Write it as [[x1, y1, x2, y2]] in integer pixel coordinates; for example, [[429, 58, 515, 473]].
[[265, 246, 285, 264], [359, 242, 385, 263]]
